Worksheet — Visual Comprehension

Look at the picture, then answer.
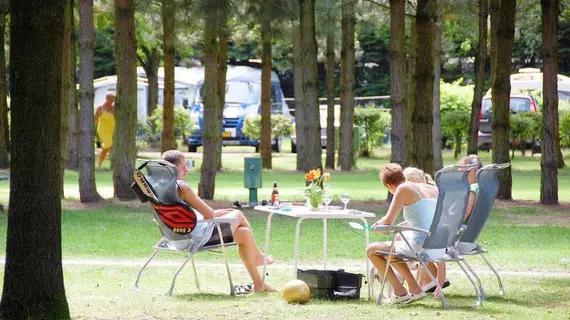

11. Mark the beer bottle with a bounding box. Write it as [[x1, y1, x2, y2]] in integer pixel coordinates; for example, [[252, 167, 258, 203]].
[[271, 182, 280, 206]]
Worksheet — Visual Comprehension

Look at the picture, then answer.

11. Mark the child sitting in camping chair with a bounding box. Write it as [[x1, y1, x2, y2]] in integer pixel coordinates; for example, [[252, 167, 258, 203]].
[[161, 150, 276, 293]]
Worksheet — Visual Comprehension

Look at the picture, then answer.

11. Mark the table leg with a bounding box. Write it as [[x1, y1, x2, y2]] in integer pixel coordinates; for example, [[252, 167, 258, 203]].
[[262, 212, 274, 291], [294, 217, 306, 278], [323, 218, 328, 270], [359, 217, 371, 300]]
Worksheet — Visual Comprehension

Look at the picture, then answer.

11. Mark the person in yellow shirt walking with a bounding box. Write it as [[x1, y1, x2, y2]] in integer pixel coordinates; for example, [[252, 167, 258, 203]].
[[94, 93, 116, 168]]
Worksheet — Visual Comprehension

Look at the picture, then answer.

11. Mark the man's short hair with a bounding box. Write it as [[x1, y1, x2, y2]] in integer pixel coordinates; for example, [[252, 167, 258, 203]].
[[162, 150, 184, 166], [380, 163, 406, 186], [105, 92, 116, 100]]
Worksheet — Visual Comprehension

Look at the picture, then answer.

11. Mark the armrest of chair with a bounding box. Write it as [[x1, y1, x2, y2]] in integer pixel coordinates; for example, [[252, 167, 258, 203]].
[[373, 225, 430, 235], [197, 217, 237, 225]]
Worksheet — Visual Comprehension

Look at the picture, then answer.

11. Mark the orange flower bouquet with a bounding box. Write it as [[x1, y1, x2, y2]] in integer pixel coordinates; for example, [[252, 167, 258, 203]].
[[303, 169, 331, 210]]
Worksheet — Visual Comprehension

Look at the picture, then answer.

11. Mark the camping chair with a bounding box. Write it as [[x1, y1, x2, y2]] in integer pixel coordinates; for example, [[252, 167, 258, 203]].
[[453, 163, 511, 299], [131, 159, 237, 296], [373, 164, 484, 308], [0, 171, 9, 213]]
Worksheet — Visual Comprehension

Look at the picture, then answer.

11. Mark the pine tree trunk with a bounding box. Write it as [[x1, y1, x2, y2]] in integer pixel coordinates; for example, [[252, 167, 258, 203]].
[[338, 0, 355, 171], [113, 0, 138, 200], [0, 0, 71, 318], [489, 0, 500, 90], [216, 6, 228, 172], [78, 0, 103, 203], [432, 9, 443, 171], [389, 0, 406, 168], [325, 30, 336, 170], [60, 0, 73, 198], [293, 22, 304, 170], [199, 5, 221, 199], [412, 0, 436, 175], [0, 1, 9, 169], [161, 0, 176, 153], [298, 0, 322, 171], [467, 0, 488, 155], [143, 48, 160, 118], [405, 18, 417, 167], [491, 0, 515, 200], [67, 1, 79, 171], [540, 0, 559, 204], [260, 13, 273, 169]]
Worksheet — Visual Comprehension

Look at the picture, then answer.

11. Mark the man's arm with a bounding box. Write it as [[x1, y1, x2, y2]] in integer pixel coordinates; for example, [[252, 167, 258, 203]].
[[178, 182, 215, 219]]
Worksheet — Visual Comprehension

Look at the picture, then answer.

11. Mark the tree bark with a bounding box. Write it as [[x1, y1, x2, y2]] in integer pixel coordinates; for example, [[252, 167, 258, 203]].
[[540, 0, 559, 204], [216, 2, 228, 172], [325, 29, 336, 169], [297, 0, 322, 172], [0, 0, 71, 318], [60, 0, 73, 198], [338, 0, 355, 171], [113, 0, 138, 200], [161, 0, 176, 153], [199, 2, 222, 199], [405, 18, 417, 167], [260, 12, 273, 169], [0, 1, 9, 169], [79, 0, 103, 203], [140, 48, 160, 118], [412, 0, 436, 175], [489, 0, 500, 89], [467, 0, 488, 155], [293, 22, 303, 170], [389, 0, 406, 168], [491, 0, 515, 200], [432, 8, 443, 171], [67, 25, 79, 171]]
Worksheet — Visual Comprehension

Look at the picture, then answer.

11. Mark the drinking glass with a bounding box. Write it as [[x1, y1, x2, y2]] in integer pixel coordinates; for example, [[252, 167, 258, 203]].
[[341, 193, 351, 211], [322, 194, 333, 212]]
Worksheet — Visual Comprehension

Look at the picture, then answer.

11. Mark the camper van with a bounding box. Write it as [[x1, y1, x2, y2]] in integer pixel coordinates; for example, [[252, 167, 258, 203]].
[[186, 65, 291, 152]]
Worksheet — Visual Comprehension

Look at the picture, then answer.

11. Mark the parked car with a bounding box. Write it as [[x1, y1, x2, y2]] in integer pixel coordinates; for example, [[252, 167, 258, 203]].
[[477, 93, 540, 151]]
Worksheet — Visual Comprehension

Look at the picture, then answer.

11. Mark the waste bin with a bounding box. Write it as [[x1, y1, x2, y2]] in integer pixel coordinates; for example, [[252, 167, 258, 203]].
[[244, 157, 262, 206]]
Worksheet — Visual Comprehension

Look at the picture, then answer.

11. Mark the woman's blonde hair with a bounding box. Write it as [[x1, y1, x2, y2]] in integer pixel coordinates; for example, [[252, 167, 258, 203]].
[[458, 154, 483, 169], [403, 167, 435, 186]]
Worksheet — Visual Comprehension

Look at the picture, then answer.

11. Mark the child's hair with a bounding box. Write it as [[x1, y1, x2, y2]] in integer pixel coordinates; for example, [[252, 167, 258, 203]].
[[458, 154, 483, 169], [403, 167, 436, 186], [380, 163, 406, 186]]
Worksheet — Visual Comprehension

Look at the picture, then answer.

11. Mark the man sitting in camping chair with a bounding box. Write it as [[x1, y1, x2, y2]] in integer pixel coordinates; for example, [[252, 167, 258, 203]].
[[161, 150, 276, 293]]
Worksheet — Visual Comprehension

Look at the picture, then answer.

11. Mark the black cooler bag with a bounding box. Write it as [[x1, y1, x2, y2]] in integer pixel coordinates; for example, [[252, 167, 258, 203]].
[[297, 269, 364, 300]]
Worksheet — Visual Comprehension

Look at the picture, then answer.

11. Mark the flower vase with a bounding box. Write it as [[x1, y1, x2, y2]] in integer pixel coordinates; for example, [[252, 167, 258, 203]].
[[305, 199, 322, 211]]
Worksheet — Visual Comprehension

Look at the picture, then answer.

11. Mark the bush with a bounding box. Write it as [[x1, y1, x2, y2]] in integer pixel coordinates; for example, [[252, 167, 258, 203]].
[[441, 110, 470, 158], [242, 114, 292, 141], [510, 113, 538, 158], [560, 111, 570, 148], [354, 105, 391, 157], [138, 105, 194, 148]]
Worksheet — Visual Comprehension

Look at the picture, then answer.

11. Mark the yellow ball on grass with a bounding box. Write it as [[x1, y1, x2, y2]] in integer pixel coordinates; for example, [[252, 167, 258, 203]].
[[282, 279, 311, 304]]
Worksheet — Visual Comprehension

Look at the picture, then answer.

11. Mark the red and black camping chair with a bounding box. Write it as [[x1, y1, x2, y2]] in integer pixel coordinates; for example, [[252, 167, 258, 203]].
[[131, 159, 237, 296]]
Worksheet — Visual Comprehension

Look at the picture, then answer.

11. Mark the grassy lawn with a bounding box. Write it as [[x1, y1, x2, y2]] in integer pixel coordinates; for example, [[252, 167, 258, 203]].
[[0, 145, 569, 319]]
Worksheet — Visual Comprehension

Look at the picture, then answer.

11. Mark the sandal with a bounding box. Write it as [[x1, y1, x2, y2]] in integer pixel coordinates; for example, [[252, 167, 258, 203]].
[[422, 279, 450, 293], [387, 293, 411, 305], [233, 284, 252, 295], [405, 291, 427, 304]]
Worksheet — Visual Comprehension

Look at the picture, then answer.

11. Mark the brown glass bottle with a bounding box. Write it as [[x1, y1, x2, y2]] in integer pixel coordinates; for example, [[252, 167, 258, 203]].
[[271, 182, 280, 206]]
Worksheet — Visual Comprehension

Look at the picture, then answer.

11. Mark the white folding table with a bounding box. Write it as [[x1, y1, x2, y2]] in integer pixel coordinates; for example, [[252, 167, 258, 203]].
[[254, 205, 376, 299]]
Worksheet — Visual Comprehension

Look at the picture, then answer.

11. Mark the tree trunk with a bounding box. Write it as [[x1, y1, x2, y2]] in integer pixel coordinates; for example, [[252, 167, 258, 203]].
[[0, 1, 9, 169], [161, 0, 176, 153], [216, 3, 228, 172], [432, 8, 443, 171], [491, 0, 515, 200], [467, 0, 488, 155], [298, 0, 322, 172], [113, 0, 138, 200], [142, 48, 160, 118], [60, 0, 73, 198], [540, 0, 559, 204], [67, 35, 79, 171], [0, 0, 71, 318], [389, 0, 406, 168], [338, 0, 355, 171], [260, 13, 273, 169], [412, 0, 436, 175], [489, 0, 500, 89], [293, 22, 304, 170], [78, 0, 103, 203], [405, 18, 417, 167], [199, 4, 222, 199], [325, 31, 336, 170]]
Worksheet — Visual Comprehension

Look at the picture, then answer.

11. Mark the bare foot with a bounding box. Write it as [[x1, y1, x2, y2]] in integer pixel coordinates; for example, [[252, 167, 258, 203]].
[[254, 283, 278, 293], [256, 254, 275, 267]]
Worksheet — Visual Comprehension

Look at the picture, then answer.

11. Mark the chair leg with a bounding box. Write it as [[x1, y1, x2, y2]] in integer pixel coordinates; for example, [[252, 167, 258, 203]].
[[216, 223, 235, 296], [376, 237, 397, 306], [191, 255, 201, 291], [461, 258, 486, 300], [419, 261, 449, 309], [481, 253, 505, 296], [166, 253, 193, 296], [456, 261, 483, 306], [134, 250, 159, 291]]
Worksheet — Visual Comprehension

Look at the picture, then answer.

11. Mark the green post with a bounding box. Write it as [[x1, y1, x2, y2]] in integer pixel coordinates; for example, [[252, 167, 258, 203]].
[[244, 156, 262, 206]]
